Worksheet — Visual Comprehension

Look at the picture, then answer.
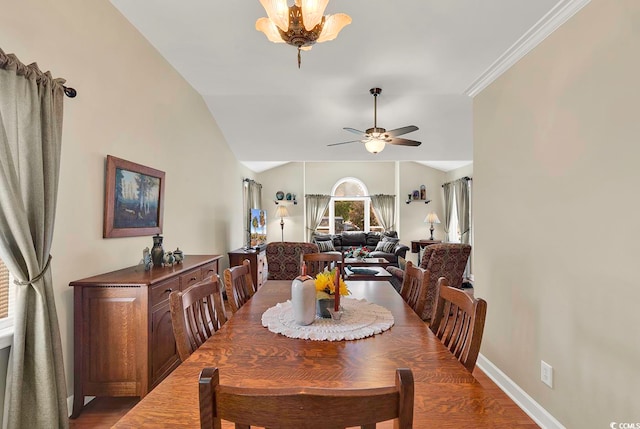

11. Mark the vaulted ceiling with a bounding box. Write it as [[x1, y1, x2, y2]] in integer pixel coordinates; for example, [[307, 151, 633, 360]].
[[111, 0, 573, 172]]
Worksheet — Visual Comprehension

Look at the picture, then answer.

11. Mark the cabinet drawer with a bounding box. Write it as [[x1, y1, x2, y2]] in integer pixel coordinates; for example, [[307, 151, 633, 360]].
[[150, 278, 179, 307], [200, 262, 218, 280], [180, 269, 202, 290]]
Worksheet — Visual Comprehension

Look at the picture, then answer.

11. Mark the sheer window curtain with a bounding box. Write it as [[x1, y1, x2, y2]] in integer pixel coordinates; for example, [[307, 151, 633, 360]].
[[304, 194, 330, 242], [442, 182, 454, 242], [0, 49, 68, 428], [242, 179, 262, 248], [454, 178, 472, 279], [454, 180, 470, 245], [370, 194, 396, 231]]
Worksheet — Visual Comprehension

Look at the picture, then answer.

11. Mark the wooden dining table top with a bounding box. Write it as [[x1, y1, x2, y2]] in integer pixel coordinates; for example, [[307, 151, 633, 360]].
[[114, 280, 533, 428]]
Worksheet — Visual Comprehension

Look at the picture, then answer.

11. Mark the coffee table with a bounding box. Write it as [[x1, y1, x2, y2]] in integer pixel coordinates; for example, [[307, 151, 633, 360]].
[[343, 257, 391, 268], [343, 258, 392, 281]]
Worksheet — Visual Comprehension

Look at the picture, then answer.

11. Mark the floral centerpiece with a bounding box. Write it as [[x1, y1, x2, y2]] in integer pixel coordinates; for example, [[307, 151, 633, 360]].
[[314, 268, 350, 299], [314, 268, 350, 318], [345, 246, 371, 260]]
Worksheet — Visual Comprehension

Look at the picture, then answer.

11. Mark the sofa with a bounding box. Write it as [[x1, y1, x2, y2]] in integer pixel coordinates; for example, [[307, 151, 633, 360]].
[[311, 231, 409, 266]]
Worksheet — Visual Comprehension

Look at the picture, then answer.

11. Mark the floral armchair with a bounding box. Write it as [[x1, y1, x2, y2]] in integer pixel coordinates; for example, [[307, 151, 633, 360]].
[[266, 242, 319, 280], [387, 243, 471, 320]]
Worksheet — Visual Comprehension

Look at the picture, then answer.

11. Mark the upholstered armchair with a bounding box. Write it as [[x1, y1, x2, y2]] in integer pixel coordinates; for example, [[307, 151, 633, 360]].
[[387, 243, 471, 320], [266, 242, 319, 280]]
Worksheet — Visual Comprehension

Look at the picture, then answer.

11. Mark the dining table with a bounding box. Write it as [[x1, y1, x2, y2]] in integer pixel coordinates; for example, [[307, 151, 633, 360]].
[[114, 279, 534, 428]]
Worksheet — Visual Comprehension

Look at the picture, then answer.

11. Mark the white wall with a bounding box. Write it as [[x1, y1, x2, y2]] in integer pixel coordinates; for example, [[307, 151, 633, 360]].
[[474, 0, 640, 426], [0, 0, 249, 412]]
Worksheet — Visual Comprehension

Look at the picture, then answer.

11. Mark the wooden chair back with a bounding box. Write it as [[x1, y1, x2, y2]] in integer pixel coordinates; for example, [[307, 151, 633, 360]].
[[169, 278, 227, 362], [302, 252, 344, 278], [429, 277, 487, 372], [399, 261, 427, 317], [223, 259, 255, 314], [198, 367, 414, 429]]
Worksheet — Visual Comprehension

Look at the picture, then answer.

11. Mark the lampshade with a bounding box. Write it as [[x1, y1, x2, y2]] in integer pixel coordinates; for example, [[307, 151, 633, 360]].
[[256, 0, 351, 67], [364, 139, 385, 154], [424, 212, 440, 224], [276, 205, 290, 218]]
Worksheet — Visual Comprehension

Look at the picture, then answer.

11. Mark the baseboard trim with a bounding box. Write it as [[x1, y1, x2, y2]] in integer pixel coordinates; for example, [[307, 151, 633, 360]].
[[66, 395, 95, 417], [476, 354, 565, 429]]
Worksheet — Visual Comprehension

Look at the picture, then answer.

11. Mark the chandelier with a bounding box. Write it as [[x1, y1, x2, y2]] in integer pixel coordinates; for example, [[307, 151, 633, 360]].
[[256, 0, 352, 68]]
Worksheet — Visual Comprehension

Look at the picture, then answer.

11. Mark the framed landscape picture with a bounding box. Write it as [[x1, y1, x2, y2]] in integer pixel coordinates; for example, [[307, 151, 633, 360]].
[[103, 155, 165, 238]]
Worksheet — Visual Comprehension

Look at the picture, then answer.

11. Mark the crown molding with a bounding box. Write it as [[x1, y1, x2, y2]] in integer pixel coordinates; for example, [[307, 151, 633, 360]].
[[464, 0, 591, 98]]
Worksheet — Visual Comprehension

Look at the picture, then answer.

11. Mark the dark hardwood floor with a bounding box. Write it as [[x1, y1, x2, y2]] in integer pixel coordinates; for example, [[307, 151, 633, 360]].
[[68, 367, 539, 428]]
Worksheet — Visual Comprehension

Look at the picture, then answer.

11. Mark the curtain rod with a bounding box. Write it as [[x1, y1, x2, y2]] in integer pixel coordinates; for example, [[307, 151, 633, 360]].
[[441, 176, 472, 188], [62, 85, 77, 98]]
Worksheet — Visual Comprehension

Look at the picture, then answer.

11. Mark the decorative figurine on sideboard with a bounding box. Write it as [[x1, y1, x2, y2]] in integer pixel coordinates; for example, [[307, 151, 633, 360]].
[[142, 247, 152, 271], [162, 251, 175, 267], [173, 248, 184, 263]]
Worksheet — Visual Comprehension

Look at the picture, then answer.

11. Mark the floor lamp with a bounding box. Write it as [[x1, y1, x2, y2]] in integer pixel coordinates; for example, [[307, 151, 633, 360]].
[[424, 212, 441, 240], [276, 205, 289, 242]]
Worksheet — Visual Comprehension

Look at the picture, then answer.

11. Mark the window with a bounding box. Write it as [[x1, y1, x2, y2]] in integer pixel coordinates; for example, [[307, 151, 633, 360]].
[[0, 258, 15, 330], [317, 177, 381, 234]]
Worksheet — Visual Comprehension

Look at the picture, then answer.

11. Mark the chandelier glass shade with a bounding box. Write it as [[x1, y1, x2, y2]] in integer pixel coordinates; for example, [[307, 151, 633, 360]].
[[256, 0, 351, 67]]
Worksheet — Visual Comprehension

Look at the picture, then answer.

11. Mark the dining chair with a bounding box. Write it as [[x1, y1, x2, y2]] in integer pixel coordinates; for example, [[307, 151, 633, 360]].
[[430, 277, 487, 373], [399, 261, 427, 317], [223, 259, 255, 314], [266, 241, 319, 280], [302, 252, 344, 278], [169, 277, 227, 362], [198, 367, 414, 429]]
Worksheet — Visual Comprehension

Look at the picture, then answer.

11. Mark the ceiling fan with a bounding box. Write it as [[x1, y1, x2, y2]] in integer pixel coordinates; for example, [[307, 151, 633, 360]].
[[328, 88, 421, 154]]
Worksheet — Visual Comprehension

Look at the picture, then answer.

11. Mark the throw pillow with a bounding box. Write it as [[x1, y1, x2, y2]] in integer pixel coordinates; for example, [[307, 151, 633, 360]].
[[375, 240, 396, 253], [317, 240, 336, 252], [381, 236, 399, 244]]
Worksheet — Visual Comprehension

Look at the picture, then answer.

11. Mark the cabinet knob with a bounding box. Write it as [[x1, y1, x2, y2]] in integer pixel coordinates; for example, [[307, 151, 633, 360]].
[[165, 288, 173, 293], [189, 277, 197, 282]]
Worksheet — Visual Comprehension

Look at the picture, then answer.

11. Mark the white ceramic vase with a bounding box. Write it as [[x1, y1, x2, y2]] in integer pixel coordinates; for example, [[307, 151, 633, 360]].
[[291, 274, 316, 325]]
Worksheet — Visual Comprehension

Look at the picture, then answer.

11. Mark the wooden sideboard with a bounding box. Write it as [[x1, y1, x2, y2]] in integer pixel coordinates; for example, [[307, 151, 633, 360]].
[[69, 254, 221, 418], [228, 247, 267, 289]]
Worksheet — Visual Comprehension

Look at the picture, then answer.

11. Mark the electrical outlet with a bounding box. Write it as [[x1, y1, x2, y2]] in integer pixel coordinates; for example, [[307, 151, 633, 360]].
[[541, 360, 553, 388]]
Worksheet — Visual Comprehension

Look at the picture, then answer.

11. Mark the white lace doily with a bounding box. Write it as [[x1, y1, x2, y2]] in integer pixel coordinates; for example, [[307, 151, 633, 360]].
[[261, 298, 394, 341]]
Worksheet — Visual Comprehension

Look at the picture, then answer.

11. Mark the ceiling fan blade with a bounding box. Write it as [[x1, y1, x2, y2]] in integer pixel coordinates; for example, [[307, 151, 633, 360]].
[[327, 140, 363, 147], [385, 125, 419, 137], [343, 127, 368, 137], [387, 137, 422, 146]]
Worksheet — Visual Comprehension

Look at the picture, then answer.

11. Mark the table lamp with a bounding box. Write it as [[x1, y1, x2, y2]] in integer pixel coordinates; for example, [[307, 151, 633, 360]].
[[424, 212, 441, 240], [275, 205, 289, 242]]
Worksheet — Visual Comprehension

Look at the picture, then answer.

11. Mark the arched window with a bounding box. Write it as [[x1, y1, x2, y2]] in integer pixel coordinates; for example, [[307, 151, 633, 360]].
[[316, 177, 381, 234]]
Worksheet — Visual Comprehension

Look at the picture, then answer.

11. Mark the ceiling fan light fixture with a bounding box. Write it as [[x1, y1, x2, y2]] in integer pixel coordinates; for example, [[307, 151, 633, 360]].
[[365, 139, 385, 154], [256, 0, 351, 67]]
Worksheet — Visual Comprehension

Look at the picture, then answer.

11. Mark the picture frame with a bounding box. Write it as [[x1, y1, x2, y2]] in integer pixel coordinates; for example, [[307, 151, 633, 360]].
[[103, 155, 165, 238]]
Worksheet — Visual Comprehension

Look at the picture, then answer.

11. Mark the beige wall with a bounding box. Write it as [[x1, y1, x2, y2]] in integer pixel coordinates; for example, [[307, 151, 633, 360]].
[[0, 0, 248, 409], [474, 0, 640, 427]]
